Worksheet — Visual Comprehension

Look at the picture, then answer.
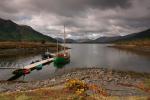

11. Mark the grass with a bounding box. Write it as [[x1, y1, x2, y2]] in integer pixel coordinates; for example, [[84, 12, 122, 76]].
[[0, 41, 65, 57], [0, 79, 150, 100], [0, 87, 77, 100], [0, 42, 58, 49], [144, 79, 150, 89], [111, 39, 150, 55], [0, 88, 149, 100], [116, 39, 150, 46]]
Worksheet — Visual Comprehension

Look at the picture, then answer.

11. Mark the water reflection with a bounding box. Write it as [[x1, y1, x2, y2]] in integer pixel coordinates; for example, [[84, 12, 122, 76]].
[[7, 63, 49, 81], [7, 60, 69, 81], [8, 73, 24, 81], [0, 44, 150, 81]]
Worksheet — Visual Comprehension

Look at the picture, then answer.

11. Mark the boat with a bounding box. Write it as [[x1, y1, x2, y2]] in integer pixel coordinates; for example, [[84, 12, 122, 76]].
[[36, 64, 43, 70], [13, 69, 31, 75], [42, 50, 53, 60], [54, 52, 70, 66], [53, 25, 70, 68]]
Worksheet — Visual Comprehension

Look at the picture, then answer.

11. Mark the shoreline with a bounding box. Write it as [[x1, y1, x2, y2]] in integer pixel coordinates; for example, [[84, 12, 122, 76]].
[[0, 67, 150, 96], [0, 42, 63, 57], [109, 44, 150, 57]]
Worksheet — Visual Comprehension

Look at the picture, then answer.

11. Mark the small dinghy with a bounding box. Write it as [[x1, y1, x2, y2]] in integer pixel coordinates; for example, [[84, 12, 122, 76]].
[[42, 50, 53, 60]]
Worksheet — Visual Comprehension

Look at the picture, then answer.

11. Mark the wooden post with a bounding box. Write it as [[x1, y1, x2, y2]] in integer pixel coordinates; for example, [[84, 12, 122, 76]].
[[57, 36, 59, 55]]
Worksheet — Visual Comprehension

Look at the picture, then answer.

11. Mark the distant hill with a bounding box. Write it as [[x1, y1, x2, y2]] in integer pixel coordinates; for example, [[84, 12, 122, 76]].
[[55, 38, 77, 43], [0, 18, 56, 42], [77, 39, 93, 43], [66, 38, 77, 43], [85, 36, 121, 43], [55, 38, 63, 43], [116, 29, 150, 42], [86, 29, 150, 43]]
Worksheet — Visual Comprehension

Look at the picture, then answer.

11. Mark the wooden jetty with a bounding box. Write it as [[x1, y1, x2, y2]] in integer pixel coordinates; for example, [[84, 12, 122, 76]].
[[11, 58, 54, 75], [23, 58, 54, 70], [0, 58, 54, 70]]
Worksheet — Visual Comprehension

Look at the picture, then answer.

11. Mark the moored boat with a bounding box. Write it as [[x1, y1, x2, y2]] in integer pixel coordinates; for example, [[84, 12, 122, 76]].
[[42, 50, 53, 60], [54, 52, 70, 67], [36, 64, 43, 70], [53, 25, 70, 68], [13, 69, 31, 75]]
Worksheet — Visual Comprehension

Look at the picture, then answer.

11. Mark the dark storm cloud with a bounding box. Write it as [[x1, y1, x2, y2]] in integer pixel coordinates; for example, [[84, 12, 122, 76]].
[[29, 0, 131, 17], [0, 0, 149, 39], [105, 14, 150, 32], [0, 0, 18, 13]]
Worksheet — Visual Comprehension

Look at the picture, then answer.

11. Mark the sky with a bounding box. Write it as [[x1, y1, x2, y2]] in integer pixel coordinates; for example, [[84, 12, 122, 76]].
[[0, 0, 150, 39]]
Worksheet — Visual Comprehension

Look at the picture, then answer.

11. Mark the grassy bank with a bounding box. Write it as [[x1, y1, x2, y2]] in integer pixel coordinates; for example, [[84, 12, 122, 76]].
[[116, 39, 150, 46], [111, 44, 150, 54], [111, 39, 150, 55], [0, 42, 63, 57], [0, 85, 149, 100], [0, 42, 58, 49]]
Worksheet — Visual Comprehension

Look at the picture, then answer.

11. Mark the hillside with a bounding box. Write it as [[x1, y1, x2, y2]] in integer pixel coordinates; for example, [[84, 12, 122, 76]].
[[0, 18, 56, 42], [86, 29, 150, 44], [55, 38, 77, 43], [109, 29, 150, 54], [115, 29, 150, 43], [87, 36, 122, 43], [65, 38, 77, 43]]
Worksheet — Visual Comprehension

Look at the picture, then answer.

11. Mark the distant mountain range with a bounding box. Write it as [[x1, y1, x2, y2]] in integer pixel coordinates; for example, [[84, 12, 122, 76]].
[[83, 29, 150, 43], [56, 29, 150, 44], [1, 18, 149, 43], [55, 38, 77, 43], [87, 36, 122, 43], [0, 18, 56, 42]]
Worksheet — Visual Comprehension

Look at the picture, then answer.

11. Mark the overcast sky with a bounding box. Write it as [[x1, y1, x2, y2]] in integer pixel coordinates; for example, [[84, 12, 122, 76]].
[[0, 0, 150, 39]]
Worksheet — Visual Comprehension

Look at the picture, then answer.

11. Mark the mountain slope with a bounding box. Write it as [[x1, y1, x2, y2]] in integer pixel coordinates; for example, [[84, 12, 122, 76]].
[[88, 29, 150, 43], [87, 36, 122, 43], [55, 38, 77, 43], [116, 29, 150, 42], [65, 38, 77, 43], [0, 18, 56, 42]]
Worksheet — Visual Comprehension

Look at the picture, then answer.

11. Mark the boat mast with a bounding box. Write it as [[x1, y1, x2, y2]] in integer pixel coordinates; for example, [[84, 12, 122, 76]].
[[56, 36, 58, 55], [64, 25, 66, 54]]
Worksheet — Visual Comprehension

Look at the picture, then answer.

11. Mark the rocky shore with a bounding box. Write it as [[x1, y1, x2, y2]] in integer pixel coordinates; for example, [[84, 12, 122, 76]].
[[0, 68, 150, 96]]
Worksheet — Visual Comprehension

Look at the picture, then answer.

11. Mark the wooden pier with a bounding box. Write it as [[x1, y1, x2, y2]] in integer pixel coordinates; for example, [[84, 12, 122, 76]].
[[0, 58, 54, 70], [23, 58, 54, 69]]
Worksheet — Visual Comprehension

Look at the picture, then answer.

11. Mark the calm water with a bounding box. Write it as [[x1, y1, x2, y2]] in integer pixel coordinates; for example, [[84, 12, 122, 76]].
[[0, 44, 150, 81]]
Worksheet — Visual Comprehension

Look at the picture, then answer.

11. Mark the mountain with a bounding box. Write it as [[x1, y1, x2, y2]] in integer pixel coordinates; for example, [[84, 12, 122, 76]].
[[0, 18, 56, 42], [116, 29, 150, 42], [66, 38, 77, 43], [55, 38, 64, 43], [77, 38, 93, 43], [55, 38, 77, 43], [87, 29, 150, 43], [85, 36, 122, 43]]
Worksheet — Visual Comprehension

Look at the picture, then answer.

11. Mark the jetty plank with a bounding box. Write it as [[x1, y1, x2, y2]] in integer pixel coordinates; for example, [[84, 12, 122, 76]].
[[23, 58, 54, 69]]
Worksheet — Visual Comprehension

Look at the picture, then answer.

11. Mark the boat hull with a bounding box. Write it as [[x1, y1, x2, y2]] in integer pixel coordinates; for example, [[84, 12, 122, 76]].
[[53, 57, 70, 68], [36, 64, 43, 70]]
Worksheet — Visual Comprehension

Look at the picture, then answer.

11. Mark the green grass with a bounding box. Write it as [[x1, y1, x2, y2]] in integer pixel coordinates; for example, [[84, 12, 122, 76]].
[[116, 38, 150, 46], [0, 42, 60, 49]]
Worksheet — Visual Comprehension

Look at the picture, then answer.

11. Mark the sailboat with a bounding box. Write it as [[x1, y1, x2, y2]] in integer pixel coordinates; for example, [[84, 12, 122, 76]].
[[53, 25, 70, 68]]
